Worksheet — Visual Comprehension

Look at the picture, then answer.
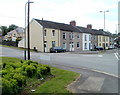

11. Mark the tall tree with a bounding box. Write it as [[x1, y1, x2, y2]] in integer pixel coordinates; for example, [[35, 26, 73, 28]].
[[0, 26, 8, 36], [8, 24, 18, 32]]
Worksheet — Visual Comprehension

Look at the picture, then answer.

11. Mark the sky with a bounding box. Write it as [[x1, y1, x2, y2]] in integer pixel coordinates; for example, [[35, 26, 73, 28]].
[[0, 0, 119, 34]]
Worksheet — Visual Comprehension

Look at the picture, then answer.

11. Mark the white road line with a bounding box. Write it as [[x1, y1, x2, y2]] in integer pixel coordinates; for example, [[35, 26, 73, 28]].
[[114, 53, 119, 60]]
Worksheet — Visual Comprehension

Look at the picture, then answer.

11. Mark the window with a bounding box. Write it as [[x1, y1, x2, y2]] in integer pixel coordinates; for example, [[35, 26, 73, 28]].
[[52, 30, 55, 36], [44, 30, 46, 36], [106, 37, 108, 42], [99, 36, 101, 42], [69, 33, 74, 39], [85, 35, 87, 41], [77, 42, 80, 48], [89, 35, 91, 41], [85, 43, 87, 49], [62, 43, 66, 49], [63, 33, 66, 39], [103, 37, 105, 42], [77, 34, 80, 38], [52, 41, 55, 47]]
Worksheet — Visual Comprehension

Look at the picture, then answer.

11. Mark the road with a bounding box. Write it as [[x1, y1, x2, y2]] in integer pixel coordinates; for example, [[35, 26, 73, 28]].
[[1, 46, 118, 77], [1, 46, 119, 93]]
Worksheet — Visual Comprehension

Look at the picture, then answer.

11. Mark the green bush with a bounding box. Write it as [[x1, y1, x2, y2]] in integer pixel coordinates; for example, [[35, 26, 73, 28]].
[[25, 65, 36, 77], [43, 64, 51, 74], [1, 70, 7, 77], [10, 79, 19, 94], [24, 60, 33, 65], [13, 73, 26, 87], [2, 63, 6, 68], [2, 78, 13, 94], [3, 73, 14, 80], [1, 58, 52, 94]]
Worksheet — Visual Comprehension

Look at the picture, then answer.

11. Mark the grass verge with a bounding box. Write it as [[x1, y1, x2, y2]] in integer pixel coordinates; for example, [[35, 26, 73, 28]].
[[1, 57, 79, 94]]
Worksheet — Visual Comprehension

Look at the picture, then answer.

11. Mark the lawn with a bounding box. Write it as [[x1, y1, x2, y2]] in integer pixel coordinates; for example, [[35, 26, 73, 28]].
[[1, 57, 79, 94]]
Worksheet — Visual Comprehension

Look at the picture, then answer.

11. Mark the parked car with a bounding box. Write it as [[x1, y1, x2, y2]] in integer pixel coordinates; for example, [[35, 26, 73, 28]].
[[50, 47, 66, 53], [95, 46, 104, 50], [108, 45, 114, 50]]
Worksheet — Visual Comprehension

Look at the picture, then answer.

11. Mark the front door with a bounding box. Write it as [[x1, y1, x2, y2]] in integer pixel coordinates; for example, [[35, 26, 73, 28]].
[[44, 41, 47, 52], [69, 42, 74, 51]]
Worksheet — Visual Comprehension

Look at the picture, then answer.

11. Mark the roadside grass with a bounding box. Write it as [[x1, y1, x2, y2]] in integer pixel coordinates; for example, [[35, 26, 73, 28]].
[[35, 67, 79, 93], [1, 57, 79, 94]]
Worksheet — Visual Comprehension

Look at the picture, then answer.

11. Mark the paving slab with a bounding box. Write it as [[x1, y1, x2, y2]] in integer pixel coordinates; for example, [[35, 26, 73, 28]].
[[78, 76, 105, 92]]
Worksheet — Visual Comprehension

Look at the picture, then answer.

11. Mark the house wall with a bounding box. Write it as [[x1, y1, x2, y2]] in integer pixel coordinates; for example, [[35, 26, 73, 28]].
[[43, 28, 60, 52], [26, 19, 44, 51], [60, 31, 82, 51], [82, 33, 92, 50], [98, 35, 110, 49], [91, 35, 98, 49]]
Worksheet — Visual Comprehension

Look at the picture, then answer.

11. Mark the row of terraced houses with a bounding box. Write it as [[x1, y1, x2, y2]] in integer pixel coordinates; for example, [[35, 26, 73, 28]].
[[19, 18, 114, 52]]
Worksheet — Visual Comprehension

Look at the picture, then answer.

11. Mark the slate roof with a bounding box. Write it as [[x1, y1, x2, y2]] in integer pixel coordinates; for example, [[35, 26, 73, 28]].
[[34, 19, 82, 33], [34, 18, 111, 36]]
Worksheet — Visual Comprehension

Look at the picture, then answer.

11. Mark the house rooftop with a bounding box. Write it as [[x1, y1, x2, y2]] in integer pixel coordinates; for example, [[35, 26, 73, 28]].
[[34, 18, 111, 36], [34, 18, 82, 33]]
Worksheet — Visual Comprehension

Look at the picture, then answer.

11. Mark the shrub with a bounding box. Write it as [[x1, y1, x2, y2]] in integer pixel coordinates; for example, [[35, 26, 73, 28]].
[[13, 73, 26, 87], [24, 60, 33, 65], [1, 70, 7, 77], [2, 78, 13, 94], [25, 65, 36, 78], [43, 64, 51, 74], [10, 79, 19, 94], [2, 63, 6, 68], [3, 73, 14, 80], [37, 66, 47, 76]]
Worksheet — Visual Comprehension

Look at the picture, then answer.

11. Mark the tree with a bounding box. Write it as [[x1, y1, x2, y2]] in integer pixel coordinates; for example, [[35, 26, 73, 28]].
[[0, 26, 8, 36], [8, 24, 18, 32]]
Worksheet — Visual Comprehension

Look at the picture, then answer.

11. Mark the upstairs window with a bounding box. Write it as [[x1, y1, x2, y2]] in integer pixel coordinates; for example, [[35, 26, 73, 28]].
[[44, 30, 46, 36], [52, 30, 55, 36], [85, 35, 87, 41], [63, 32, 66, 39], [77, 34, 80, 38]]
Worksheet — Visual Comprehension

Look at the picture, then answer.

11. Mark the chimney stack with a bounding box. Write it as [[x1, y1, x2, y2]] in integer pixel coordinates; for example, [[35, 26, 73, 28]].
[[70, 20, 76, 26], [87, 24, 92, 29]]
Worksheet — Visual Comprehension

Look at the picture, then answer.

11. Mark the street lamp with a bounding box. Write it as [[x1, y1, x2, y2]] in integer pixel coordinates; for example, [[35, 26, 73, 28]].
[[24, 0, 34, 60], [100, 10, 109, 31]]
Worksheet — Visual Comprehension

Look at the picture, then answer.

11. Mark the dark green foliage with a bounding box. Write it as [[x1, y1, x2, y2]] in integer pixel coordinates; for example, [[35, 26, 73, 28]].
[[2, 63, 6, 68], [25, 65, 36, 78], [13, 73, 26, 87], [1, 59, 51, 94], [2, 78, 13, 94]]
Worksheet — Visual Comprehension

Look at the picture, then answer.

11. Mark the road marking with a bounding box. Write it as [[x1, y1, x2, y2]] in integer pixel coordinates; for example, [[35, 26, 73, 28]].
[[114, 53, 119, 60]]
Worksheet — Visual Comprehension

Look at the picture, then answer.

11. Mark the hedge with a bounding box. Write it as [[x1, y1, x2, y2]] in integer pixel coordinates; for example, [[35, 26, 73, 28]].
[[1, 60, 51, 95]]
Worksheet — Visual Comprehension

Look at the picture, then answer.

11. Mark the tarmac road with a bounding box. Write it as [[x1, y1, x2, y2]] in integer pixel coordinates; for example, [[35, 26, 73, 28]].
[[1, 46, 119, 93]]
